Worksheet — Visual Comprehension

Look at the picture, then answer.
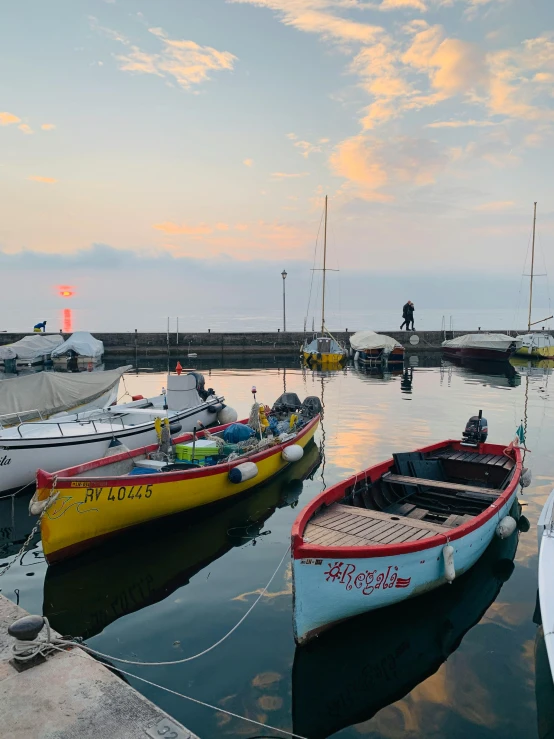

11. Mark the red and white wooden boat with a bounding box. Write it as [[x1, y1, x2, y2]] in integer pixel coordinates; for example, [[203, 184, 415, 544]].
[[442, 333, 521, 361], [291, 414, 523, 644]]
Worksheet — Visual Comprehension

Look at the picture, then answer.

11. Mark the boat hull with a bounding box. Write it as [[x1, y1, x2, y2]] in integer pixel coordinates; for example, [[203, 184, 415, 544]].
[[356, 347, 405, 365], [302, 351, 346, 365], [516, 346, 554, 358], [0, 400, 223, 495], [291, 439, 521, 644], [443, 347, 514, 361], [35, 416, 319, 563]]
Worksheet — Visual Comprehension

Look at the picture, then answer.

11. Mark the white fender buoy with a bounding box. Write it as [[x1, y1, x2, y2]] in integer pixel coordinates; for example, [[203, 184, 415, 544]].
[[521, 468, 532, 488], [229, 461, 258, 484], [496, 515, 517, 539], [354, 351, 360, 362], [218, 406, 238, 425], [282, 444, 304, 463], [443, 544, 455, 583], [29, 492, 58, 516]]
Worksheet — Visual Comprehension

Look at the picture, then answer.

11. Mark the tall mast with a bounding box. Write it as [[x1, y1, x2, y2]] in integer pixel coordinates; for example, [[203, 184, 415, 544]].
[[321, 195, 327, 334], [528, 201, 537, 332]]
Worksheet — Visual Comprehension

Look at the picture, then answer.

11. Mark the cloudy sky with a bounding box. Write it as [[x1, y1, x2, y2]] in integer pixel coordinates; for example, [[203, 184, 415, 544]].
[[1, 0, 553, 331]]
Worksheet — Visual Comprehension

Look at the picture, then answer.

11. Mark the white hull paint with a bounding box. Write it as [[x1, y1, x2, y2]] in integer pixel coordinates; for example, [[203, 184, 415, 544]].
[[293, 490, 518, 644], [0, 401, 221, 495], [538, 488, 554, 681]]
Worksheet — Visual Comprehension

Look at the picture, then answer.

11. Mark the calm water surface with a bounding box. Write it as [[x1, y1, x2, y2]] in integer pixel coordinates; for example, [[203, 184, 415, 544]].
[[1, 355, 553, 739]]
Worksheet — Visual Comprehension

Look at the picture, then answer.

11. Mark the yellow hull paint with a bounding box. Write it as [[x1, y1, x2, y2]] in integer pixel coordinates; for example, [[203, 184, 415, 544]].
[[38, 420, 318, 562], [302, 351, 346, 365], [515, 346, 554, 358]]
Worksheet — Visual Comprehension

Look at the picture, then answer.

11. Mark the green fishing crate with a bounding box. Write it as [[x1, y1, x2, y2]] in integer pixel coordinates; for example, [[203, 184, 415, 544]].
[[175, 440, 220, 462]]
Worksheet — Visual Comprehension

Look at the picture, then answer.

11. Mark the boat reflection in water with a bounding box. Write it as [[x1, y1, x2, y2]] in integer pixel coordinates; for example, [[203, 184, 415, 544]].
[[511, 356, 554, 378], [442, 356, 521, 388], [292, 517, 519, 739], [0, 493, 36, 559], [43, 440, 321, 639]]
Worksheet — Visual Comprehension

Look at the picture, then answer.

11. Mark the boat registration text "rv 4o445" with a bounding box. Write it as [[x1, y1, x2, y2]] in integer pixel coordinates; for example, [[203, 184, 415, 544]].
[[323, 562, 411, 596], [82, 485, 153, 503]]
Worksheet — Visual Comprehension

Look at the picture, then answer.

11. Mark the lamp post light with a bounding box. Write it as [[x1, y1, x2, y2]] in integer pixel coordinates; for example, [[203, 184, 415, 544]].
[[281, 270, 287, 332]]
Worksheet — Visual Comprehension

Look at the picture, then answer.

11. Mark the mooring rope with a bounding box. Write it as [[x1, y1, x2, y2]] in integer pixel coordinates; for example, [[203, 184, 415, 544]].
[[12, 545, 291, 667]]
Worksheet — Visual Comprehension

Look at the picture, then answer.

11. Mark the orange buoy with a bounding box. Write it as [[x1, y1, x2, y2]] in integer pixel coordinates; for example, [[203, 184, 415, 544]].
[[175, 361, 183, 375]]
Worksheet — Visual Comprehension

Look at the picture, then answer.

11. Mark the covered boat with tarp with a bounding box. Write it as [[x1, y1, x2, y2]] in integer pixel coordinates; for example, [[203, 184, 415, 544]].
[[350, 330, 404, 365], [0, 334, 64, 368], [51, 331, 104, 369], [442, 333, 521, 361], [0, 365, 131, 427]]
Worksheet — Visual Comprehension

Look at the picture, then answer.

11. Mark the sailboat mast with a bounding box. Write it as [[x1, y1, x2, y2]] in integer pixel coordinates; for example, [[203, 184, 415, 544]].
[[528, 201, 537, 332], [321, 195, 327, 334]]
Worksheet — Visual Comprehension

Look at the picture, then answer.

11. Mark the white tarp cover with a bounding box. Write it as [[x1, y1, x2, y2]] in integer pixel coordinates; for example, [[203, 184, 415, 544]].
[[350, 331, 402, 352], [442, 333, 522, 351], [0, 334, 64, 361], [0, 365, 132, 420], [51, 331, 104, 359], [517, 333, 554, 349]]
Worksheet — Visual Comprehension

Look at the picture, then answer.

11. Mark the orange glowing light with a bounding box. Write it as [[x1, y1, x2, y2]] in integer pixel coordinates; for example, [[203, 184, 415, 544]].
[[63, 308, 73, 333], [57, 284, 75, 298]]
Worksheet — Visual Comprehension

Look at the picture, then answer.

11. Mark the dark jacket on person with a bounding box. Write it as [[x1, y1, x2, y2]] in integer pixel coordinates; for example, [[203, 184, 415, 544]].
[[402, 303, 411, 319]]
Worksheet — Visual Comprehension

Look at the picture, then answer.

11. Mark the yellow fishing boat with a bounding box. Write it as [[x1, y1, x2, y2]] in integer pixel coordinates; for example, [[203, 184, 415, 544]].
[[33, 396, 320, 563], [301, 195, 347, 367]]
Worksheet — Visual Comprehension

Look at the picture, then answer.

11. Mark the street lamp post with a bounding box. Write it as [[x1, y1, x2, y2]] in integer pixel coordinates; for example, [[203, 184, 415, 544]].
[[281, 270, 287, 332]]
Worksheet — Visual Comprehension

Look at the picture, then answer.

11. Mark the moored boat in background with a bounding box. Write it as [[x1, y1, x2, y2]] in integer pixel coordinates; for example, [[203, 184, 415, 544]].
[[350, 330, 404, 365], [301, 195, 347, 366], [51, 331, 104, 370], [442, 333, 521, 361], [0, 334, 64, 368], [291, 412, 523, 644]]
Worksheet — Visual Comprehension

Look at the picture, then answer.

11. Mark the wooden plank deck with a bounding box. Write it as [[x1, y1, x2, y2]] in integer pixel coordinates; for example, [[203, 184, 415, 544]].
[[304, 503, 452, 548]]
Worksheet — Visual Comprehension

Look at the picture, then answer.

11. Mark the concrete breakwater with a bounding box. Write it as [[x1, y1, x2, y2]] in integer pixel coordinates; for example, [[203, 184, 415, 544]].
[[0, 329, 540, 355]]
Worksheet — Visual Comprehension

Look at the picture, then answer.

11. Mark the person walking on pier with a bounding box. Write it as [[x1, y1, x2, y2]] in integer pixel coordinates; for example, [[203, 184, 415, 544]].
[[400, 301, 415, 331]]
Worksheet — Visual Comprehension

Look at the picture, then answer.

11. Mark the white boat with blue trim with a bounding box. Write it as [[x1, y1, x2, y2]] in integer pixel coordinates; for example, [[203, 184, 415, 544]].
[[291, 412, 523, 644]]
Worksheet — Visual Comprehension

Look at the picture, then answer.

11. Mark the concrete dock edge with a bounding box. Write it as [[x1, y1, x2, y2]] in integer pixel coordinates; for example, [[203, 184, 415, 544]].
[[0, 593, 199, 739]]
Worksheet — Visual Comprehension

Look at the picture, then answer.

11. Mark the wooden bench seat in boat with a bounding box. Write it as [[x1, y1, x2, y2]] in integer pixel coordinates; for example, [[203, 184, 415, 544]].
[[382, 472, 501, 499], [304, 503, 453, 548]]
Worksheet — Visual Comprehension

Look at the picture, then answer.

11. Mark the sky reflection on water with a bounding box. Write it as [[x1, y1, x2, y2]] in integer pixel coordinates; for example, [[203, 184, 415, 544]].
[[1, 355, 553, 738]]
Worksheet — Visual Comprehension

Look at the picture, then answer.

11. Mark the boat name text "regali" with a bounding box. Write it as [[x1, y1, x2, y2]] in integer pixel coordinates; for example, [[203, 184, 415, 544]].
[[324, 561, 411, 596]]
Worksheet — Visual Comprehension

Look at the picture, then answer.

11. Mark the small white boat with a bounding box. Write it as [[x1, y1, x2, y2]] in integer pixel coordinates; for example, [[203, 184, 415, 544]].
[[350, 330, 404, 365], [0, 334, 64, 368], [538, 488, 554, 681], [51, 331, 104, 370], [0, 365, 131, 428], [0, 369, 236, 495], [291, 412, 523, 644]]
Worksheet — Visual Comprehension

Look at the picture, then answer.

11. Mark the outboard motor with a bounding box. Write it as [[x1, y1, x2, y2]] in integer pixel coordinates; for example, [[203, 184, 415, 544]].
[[462, 410, 488, 446], [272, 392, 302, 415], [189, 372, 208, 400], [301, 396, 323, 419]]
